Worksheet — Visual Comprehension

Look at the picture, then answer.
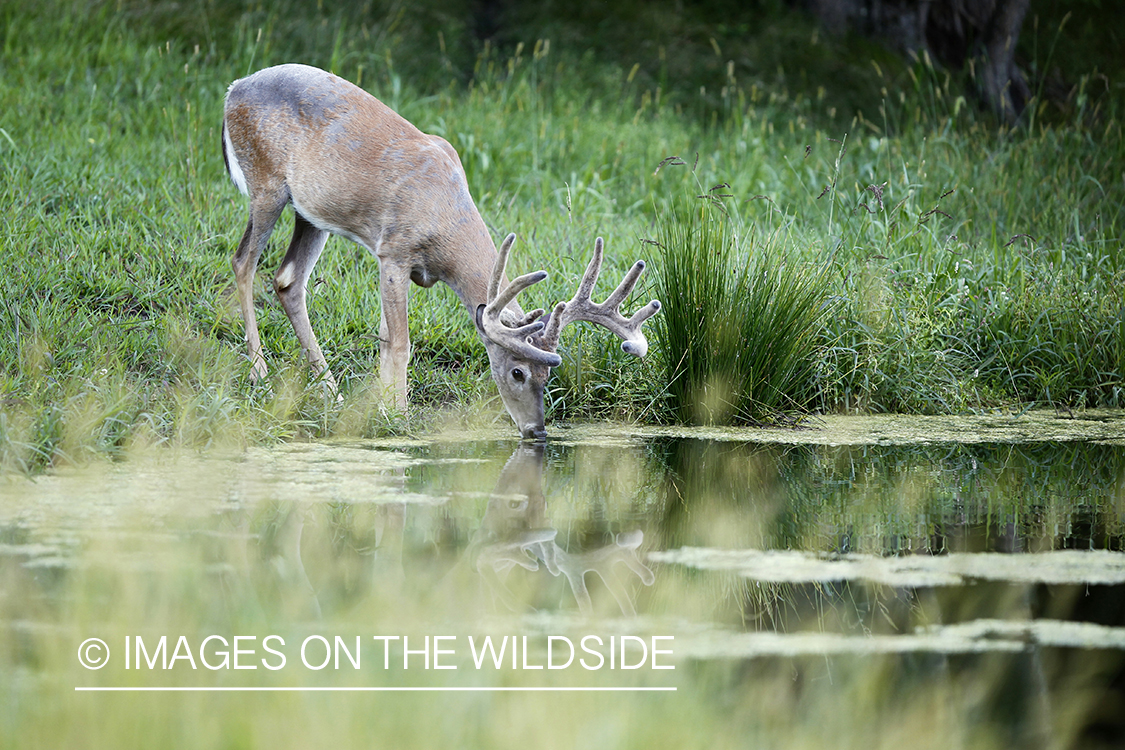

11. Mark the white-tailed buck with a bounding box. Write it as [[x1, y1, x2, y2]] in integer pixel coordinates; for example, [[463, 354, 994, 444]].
[[221, 64, 660, 439]]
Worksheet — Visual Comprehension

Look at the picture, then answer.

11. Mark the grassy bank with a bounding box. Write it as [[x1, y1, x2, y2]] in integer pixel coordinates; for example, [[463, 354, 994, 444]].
[[1, 0, 1123, 469]]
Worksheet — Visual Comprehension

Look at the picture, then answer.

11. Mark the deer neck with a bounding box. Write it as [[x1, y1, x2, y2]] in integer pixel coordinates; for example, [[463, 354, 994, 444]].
[[441, 215, 525, 322]]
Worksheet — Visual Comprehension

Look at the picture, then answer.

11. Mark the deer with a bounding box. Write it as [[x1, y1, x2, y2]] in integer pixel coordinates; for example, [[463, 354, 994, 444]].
[[221, 64, 660, 440]]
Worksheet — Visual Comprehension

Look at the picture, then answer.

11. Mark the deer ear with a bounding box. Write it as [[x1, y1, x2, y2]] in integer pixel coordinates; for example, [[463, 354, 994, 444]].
[[474, 304, 487, 334]]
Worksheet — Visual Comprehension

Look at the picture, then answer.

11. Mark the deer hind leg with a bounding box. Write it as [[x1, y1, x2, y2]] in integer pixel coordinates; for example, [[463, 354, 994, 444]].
[[274, 212, 337, 392], [376, 256, 411, 410], [232, 192, 288, 382]]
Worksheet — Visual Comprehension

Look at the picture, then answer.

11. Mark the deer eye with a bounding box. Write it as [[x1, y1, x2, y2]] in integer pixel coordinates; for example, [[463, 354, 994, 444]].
[[511, 368, 526, 384]]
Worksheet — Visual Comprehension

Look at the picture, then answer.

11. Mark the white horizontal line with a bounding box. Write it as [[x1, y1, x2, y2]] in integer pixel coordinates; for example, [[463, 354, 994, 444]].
[[75, 686, 676, 692]]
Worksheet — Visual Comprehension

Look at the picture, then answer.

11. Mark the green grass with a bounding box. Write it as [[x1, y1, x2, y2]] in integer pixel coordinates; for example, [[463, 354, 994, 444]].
[[1, 0, 1123, 468], [653, 192, 834, 424]]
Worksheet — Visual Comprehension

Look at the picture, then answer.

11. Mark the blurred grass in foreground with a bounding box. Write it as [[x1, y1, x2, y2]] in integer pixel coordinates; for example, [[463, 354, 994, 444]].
[[3, 432, 1123, 748]]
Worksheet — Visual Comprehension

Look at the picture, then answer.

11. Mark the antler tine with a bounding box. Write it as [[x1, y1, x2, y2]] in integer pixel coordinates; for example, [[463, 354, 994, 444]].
[[537, 240, 603, 348], [478, 233, 562, 367], [486, 233, 547, 323], [604, 258, 647, 310], [515, 308, 545, 327], [619, 298, 662, 355], [538, 237, 662, 357], [574, 236, 606, 302], [539, 301, 568, 353], [487, 269, 548, 315], [485, 233, 548, 321], [488, 233, 516, 303]]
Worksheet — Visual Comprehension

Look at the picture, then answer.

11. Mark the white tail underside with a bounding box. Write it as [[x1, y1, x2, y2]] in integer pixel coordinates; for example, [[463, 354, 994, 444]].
[[222, 123, 249, 196]]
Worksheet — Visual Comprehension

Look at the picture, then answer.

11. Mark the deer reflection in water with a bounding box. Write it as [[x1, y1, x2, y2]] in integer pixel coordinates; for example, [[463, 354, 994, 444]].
[[458, 443, 655, 615], [250, 444, 654, 619]]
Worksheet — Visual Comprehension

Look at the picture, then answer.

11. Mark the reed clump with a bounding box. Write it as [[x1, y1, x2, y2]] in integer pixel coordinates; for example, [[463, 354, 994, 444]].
[[654, 197, 834, 425]]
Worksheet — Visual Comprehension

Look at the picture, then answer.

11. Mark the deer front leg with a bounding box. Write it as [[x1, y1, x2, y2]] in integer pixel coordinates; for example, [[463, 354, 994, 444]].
[[377, 257, 411, 410], [232, 196, 288, 383], [274, 213, 338, 392]]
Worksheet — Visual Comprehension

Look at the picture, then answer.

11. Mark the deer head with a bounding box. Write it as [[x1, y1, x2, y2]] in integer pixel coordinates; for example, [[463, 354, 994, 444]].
[[474, 235, 661, 440]]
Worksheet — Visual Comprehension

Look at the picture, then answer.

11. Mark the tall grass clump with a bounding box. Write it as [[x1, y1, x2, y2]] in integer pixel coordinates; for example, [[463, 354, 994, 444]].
[[654, 196, 834, 424]]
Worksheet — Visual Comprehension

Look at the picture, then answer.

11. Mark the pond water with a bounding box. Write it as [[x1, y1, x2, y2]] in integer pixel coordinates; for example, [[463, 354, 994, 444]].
[[2, 412, 1124, 749]]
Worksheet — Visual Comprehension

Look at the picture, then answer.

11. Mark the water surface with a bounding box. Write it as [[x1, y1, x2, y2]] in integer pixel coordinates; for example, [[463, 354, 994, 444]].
[[3, 412, 1124, 748]]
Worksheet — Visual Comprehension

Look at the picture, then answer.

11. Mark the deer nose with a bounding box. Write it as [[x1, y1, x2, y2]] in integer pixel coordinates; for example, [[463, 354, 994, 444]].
[[521, 425, 548, 442]]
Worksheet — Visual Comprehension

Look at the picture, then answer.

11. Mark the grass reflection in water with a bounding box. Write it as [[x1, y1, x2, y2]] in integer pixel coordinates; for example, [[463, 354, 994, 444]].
[[2, 419, 1123, 748]]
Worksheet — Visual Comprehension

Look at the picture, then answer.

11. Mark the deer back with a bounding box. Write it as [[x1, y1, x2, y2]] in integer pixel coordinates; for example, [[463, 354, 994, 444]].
[[222, 63, 496, 295]]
